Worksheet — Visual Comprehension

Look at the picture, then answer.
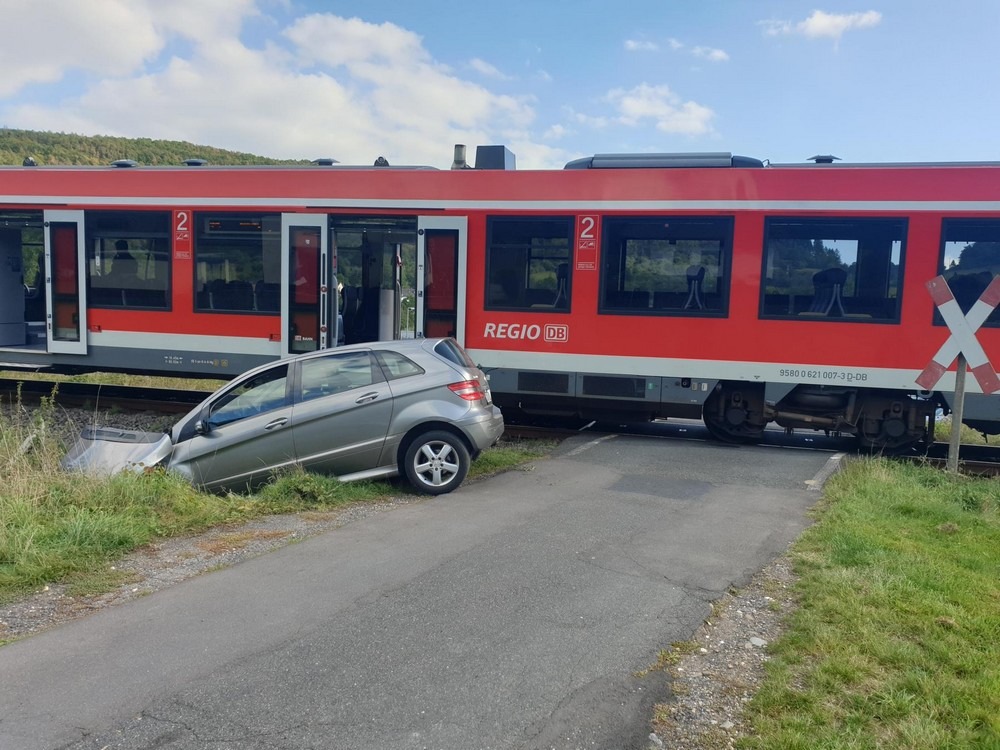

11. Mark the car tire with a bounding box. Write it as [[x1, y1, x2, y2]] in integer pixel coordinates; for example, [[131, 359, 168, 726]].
[[403, 430, 470, 495]]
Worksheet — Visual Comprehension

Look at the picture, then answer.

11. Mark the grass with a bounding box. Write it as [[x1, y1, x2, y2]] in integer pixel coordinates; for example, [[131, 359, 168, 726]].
[[0, 395, 554, 606], [933, 416, 993, 446], [738, 458, 1000, 749]]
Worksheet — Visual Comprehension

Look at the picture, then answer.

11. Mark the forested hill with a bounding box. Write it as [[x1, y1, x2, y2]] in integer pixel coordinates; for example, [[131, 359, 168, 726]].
[[0, 128, 306, 166]]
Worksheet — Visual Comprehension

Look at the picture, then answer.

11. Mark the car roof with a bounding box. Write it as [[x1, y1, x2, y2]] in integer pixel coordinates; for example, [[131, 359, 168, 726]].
[[291, 337, 444, 361]]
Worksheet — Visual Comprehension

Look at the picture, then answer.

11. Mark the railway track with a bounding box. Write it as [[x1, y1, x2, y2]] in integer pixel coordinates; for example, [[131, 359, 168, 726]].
[[5, 378, 1000, 475], [0, 378, 209, 414], [918, 442, 1000, 476]]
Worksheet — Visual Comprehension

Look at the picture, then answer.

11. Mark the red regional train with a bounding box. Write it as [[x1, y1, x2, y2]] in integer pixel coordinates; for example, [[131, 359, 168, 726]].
[[2, 145, 1000, 451]]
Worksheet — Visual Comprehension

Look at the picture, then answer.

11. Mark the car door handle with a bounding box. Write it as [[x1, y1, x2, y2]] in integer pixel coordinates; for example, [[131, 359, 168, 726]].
[[264, 417, 288, 430], [355, 391, 380, 404]]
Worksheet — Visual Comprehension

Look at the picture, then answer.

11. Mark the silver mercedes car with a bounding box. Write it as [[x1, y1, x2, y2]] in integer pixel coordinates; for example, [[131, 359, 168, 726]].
[[63, 338, 504, 495]]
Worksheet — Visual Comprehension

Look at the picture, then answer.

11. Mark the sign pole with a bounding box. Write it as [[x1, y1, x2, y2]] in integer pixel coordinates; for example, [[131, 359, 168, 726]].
[[918, 275, 1000, 472], [947, 353, 967, 473]]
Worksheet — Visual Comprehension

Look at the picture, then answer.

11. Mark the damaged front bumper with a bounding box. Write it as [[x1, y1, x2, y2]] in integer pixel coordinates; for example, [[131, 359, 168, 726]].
[[62, 427, 174, 476]]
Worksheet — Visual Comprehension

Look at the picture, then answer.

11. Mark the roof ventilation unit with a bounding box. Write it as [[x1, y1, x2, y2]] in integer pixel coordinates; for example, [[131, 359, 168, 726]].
[[311, 157, 339, 166], [183, 158, 208, 166], [111, 159, 138, 168], [475, 145, 516, 170], [808, 154, 841, 164], [564, 152, 764, 169]]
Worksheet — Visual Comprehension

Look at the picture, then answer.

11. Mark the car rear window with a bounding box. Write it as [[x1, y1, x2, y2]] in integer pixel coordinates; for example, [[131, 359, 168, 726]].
[[433, 339, 476, 368], [375, 350, 425, 380]]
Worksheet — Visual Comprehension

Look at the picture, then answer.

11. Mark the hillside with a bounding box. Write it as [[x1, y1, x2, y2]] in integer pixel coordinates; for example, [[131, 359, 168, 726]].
[[0, 128, 306, 166]]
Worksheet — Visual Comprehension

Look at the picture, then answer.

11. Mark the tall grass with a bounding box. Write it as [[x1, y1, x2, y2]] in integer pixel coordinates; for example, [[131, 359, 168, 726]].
[[0, 392, 223, 602], [742, 458, 1000, 748], [0, 397, 551, 605]]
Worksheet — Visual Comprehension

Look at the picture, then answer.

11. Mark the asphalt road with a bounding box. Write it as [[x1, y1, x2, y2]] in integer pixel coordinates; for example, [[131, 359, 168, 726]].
[[0, 430, 839, 750]]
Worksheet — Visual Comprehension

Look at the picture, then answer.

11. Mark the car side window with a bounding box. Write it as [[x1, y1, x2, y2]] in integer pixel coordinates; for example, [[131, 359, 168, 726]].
[[374, 350, 425, 381], [208, 365, 289, 427], [299, 351, 377, 403]]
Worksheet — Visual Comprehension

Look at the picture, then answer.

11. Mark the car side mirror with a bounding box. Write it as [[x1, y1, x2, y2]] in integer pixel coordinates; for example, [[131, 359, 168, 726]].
[[194, 419, 211, 435]]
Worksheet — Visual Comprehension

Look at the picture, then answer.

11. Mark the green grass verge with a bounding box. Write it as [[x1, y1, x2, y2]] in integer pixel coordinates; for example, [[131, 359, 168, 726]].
[[741, 458, 1000, 749], [0, 395, 554, 605]]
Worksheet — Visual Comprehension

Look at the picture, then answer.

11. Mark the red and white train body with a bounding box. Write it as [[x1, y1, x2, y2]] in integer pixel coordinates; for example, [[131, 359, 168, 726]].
[[2, 147, 999, 449]]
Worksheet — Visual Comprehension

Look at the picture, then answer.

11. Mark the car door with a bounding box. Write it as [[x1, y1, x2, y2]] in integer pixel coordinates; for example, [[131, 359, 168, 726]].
[[169, 363, 295, 491], [291, 350, 394, 478]]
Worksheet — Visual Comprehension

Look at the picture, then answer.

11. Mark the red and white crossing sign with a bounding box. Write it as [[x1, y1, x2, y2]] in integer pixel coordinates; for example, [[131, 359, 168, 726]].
[[916, 275, 1000, 394]]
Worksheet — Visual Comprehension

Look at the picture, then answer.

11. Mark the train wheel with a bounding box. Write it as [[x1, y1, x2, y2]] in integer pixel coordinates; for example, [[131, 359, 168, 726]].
[[854, 396, 932, 455], [702, 383, 766, 444], [855, 426, 925, 455]]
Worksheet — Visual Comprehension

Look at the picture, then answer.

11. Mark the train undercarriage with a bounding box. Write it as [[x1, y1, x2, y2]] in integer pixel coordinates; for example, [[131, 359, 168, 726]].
[[498, 376, 942, 454], [701, 381, 939, 452]]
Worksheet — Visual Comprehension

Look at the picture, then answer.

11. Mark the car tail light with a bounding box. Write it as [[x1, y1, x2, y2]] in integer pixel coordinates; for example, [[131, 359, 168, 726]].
[[448, 379, 486, 401]]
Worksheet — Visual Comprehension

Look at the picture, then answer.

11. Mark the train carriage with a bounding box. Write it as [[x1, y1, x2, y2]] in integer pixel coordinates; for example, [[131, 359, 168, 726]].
[[2, 145, 1000, 451]]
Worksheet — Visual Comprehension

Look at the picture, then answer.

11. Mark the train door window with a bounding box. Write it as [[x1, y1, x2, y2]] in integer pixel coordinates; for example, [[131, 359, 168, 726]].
[[288, 224, 324, 353], [0, 212, 44, 348], [938, 219, 1000, 327], [86, 211, 171, 309], [485, 217, 572, 311], [760, 217, 905, 322], [599, 217, 732, 316], [333, 218, 417, 344], [194, 213, 281, 313]]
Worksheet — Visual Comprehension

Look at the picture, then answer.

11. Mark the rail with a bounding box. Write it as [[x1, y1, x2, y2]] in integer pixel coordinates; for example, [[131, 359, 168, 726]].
[[0, 379, 209, 414]]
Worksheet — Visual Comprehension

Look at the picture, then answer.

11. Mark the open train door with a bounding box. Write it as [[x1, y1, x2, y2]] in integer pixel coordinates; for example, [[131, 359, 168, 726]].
[[43, 210, 87, 355], [416, 216, 467, 345], [280, 213, 337, 357]]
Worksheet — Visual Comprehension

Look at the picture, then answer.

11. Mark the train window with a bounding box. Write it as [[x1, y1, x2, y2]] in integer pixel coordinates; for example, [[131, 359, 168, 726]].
[[938, 219, 1000, 327], [86, 211, 171, 310], [599, 216, 732, 316], [760, 218, 905, 322], [194, 212, 281, 314], [485, 217, 573, 312]]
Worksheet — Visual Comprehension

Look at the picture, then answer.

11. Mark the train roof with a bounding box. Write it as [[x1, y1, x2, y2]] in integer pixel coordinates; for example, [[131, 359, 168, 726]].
[[5, 144, 1000, 173]]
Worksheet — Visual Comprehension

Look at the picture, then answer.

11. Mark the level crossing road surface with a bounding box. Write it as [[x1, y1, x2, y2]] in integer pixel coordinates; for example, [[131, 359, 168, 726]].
[[0, 430, 840, 750]]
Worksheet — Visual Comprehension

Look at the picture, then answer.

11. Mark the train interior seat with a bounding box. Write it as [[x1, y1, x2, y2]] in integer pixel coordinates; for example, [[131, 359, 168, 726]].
[[801, 267, 847, 317], [607, 289, 650, 310], [684, 265, 706, 310], [124, 289, 167, 308], [552, 263, 568, 309], [206, 279, 255, 310], [255, 281, 280, 312], [90, 288, 127, 306], [526, 263, 568, 309]]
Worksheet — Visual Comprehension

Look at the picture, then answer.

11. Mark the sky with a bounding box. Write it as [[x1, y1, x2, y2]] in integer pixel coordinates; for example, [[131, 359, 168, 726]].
[[1, 1, 998, 170]]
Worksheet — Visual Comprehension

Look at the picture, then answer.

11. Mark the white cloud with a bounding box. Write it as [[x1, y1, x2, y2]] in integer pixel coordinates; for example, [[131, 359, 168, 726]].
[[469, 58, 511, 80], [668, 38, 684, 51], [606, 84, 715, 136], [692, 46, 730, 62], [798, 10, 882, 39], [544, 124, 569, 140], [0, 0, 162, 96], [624, 39, 659, 52], [1, 7, 540, 167], [760, 10, 882, 41]]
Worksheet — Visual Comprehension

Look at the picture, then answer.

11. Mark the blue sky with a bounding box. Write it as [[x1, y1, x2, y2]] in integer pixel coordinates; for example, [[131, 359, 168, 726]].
[[2, 1, 998, 169]]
